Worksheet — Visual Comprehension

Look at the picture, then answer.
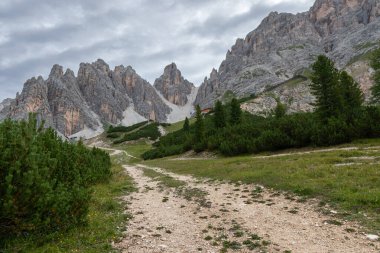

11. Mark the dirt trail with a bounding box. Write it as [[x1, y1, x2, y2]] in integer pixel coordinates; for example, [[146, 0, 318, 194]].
[[114, 162, 380, 253]]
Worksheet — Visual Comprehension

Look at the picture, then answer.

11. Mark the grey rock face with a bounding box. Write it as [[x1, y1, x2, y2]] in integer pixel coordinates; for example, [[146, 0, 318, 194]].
[[112, 65, 171, 122], [154, 63, 194, 106], [0, 59, 173, 137], [0, 76, 54, 127], [77, 59, 130, 124], [0, 98, 13, 112], [195, 0, 380, 109], [47, 64, 100, 136], [241, 79, 315, 117]]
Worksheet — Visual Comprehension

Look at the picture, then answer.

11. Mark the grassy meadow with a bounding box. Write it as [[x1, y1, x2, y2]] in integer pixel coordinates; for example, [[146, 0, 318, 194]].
[[142, 139, 380, 233]]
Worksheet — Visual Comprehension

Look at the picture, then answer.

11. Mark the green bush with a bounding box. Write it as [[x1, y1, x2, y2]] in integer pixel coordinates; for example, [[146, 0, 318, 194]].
[[142, 101, 380, 160], [106, 133, 120, 139], [255, 129, 293, 151], [113, 123, 161, 144], [107, 121, 148, 133], [0, 115, 111, 241], [311, 117, 352, 146]]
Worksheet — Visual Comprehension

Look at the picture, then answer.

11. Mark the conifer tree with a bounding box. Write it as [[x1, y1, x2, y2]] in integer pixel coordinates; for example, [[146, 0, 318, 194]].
[[370, 47, 380, 103], [339, 70, 363, 120], [183, 117, 190, 132], [194, 105, 204, 143], [310, 55, 342, 120], [214, 100, 226, 128], [230, 98, 242, 125]]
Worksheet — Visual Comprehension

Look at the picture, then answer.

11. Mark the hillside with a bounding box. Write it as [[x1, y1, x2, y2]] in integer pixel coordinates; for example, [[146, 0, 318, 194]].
[[195, 0, 380, 109]]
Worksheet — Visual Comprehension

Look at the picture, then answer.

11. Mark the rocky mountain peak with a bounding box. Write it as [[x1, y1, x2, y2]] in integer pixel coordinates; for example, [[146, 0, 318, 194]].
[[93, 58, 110, 73], [195, 0, 380, 109], [64, 68, 75, 78], [50, 64, 64, 78], [210, 68, 218, 79], [163, 62, 178, 73], [154, 63, 194, 106]]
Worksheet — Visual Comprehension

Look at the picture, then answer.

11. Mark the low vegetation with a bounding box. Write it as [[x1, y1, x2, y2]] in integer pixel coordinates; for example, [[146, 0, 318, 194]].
[[143, 142, 380, 233], [107, 121, 148, 134], [143, 54, 380, 159], [0, 115, 132, 251], [113, 122, 161, 144], [142, 167, 186, 188], [2, 152, 135, 252]]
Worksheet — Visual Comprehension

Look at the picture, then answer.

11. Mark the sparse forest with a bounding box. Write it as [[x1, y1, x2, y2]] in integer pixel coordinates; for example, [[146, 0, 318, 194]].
[[143, 55, 380, 159]]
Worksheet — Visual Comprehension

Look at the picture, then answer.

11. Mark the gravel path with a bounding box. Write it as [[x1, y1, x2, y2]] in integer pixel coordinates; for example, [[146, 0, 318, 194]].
[[114, 163, 380, 253]]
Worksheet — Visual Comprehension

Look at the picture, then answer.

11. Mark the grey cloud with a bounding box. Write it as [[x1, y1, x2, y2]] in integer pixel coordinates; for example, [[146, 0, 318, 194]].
[[0, 0, 314, 101]]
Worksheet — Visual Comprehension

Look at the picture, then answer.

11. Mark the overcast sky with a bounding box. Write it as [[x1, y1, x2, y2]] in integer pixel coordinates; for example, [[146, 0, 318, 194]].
[[0, 0, 315, 101]]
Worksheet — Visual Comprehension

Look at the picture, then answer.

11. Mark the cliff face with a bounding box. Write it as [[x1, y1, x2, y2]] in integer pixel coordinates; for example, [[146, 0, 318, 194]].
[[111, 65, 171, 122], [195, 0, 380, 109], [0, 60, 191, 137], [154, 63, 195, 106], [1, 77, 54, 127], [47, 65, 100, 136]]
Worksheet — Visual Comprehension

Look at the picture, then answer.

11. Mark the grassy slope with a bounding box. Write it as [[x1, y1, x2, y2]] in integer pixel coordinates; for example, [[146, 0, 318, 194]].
[[3, 153, 135, 253], [142, 139, 380, 233], [164, 118, 196, 133]]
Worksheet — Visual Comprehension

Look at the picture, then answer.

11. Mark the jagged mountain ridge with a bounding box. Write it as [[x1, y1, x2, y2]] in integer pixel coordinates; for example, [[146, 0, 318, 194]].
[[1, 0, 380, 137], [195, 0, 380, 109], [0, 61, 196, 138]]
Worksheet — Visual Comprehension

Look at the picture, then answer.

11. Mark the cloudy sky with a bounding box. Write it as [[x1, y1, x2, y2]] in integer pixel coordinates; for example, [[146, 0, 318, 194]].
[[0, 0, 315, 101]]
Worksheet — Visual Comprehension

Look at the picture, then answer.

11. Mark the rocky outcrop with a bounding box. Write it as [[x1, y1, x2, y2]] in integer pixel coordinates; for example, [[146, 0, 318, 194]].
[[241, 78, 315, 117], [154, 63, 194, 106], [1, 76, 54, 127], [195, 0, 380, 108], [112, 65, 171, 122], [0, 60, 176, 137], [77, 59, 130, 124], [47, 64, 100, 136], [0, 98, 13, 112]]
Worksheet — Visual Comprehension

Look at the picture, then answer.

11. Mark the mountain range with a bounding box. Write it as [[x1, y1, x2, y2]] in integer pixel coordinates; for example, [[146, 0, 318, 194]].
[[1, 0, 379, 138]]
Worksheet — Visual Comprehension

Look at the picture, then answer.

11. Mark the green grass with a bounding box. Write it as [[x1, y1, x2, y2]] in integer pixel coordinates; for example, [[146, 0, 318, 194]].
[[265, 75, 308, 93], [346, 49, 377, 66], [113, 123, 160, 144], [2, 154, 136, 253], [142, 140, 380, 233], [142, 167, 186, 188], [115, 140, 152, 163], [282, 76, 308, 89], [107, 121, 148, 133], [164, 118, 196, 133]]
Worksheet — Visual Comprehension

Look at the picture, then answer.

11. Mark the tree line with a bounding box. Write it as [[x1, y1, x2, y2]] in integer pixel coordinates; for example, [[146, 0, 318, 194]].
[[143, 50, 380, 159]]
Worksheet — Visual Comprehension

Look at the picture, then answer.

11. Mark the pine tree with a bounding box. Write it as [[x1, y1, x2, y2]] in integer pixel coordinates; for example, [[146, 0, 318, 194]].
[[213, 100, 226, 128], [230, 98, 242, 125], [183, 117, 190, 132], [370, 47, 380, 103], [310, 55, 342, 120], [339, 70, 363, 120], [194, 105, 204, 143]]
